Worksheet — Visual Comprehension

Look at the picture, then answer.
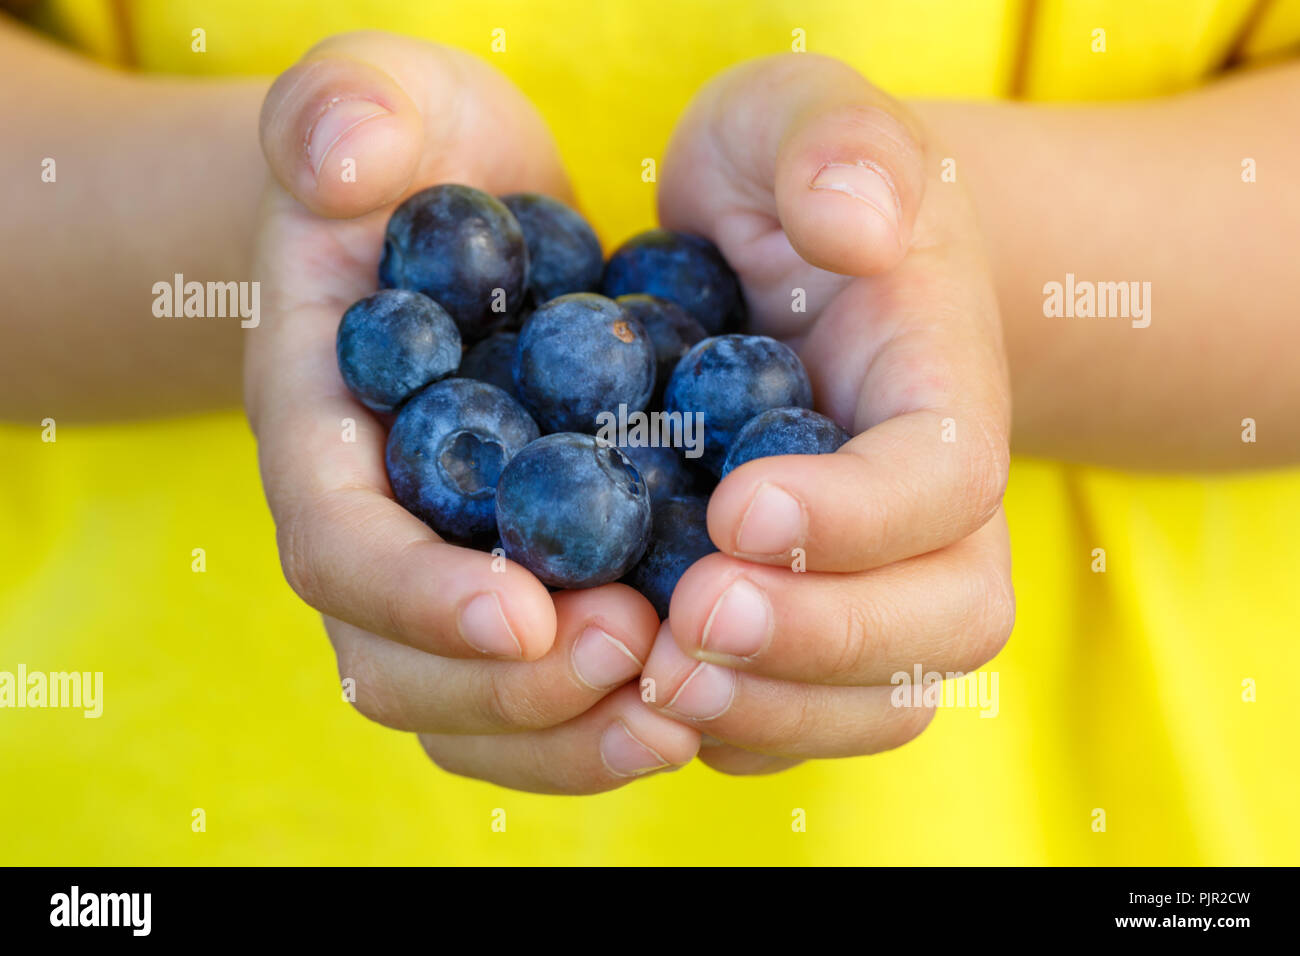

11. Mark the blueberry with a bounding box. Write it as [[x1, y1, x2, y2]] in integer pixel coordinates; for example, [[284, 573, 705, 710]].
[[623, 496, 718, 618], [458, 331, 520, 400], [500, 193, 603, 304], [496, 433, 652, 588], [513, 293, 655, 433], [617, 442, 693, 504], [663, 335, 813, 474], [386, 379, 539, 541], [722, 407, 851, 477], [335, 290, 461, 413], [616, 294, 706, 403], [601, 229, 742, 334], [379, 184, 528, 340]]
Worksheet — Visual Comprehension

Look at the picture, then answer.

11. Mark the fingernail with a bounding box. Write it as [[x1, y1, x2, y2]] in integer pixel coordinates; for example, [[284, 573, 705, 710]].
[[458, 592, 522, 659], [810, 161, 900, 231], [572, 626, 642, 690], [306, 98, 390, 177], [701, 578, 773, 660], [600, 720, 670, 777], [665, 662, 736, 721], [735, 483, 804, 556]]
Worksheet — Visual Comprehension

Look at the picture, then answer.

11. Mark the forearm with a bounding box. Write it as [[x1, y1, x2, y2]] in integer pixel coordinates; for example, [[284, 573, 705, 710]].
[[914, 62, 1300, 470], [0, 18, 266, 421]]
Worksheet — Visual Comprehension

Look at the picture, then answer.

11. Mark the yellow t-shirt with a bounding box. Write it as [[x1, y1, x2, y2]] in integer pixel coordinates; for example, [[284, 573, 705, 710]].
[[2, 0, 1298, 864]]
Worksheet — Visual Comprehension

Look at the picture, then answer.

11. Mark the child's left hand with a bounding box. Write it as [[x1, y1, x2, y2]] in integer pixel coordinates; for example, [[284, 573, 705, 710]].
[[641, 54, 1015, 774]]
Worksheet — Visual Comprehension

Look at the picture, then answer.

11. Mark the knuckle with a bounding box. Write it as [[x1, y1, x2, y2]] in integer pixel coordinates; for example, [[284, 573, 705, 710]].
[[978, 564, 1016, 658], [419, 736, 472, 780], [535, 748, 605, 795], [421, 736, 602, 796], [878, 701, 935, 752], [337, 642, 412, 731], [966, 419, 1011, 523], [373, 537, 439, 645], [958, 561, 1016, 671], [771, 691, 818, 750], [829, 599, 878, 681], [982, 570, 1017, 659], [377, 549, 427, 642], [276, 500, 323, 609], [475, 668, 554, 732]]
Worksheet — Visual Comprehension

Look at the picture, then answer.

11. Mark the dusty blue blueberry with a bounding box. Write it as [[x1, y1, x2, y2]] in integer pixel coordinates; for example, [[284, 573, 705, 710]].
[[379, 184, 528, 340], [722, 407, 851, 477], [500, 193, 603, 304], [458, 331, 520, 400], [616, 442, 693, 504], [600, 229, 742, 334], [664, 335, 813, 475], [496, 433, 652, 588], [386, 378, 539, 541], [513, 293, 655, 433], [336, 289, 461, 413], [615, 294, 707, 403], [623, 495, 718, 619]]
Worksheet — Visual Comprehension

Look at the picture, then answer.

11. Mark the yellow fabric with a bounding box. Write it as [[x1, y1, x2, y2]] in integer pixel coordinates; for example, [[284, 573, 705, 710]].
[[1024, 0, 1257, 98], [3, 0, 1298, 865], [27, 0, 121, 62], [1246, 0, 1300, 57]]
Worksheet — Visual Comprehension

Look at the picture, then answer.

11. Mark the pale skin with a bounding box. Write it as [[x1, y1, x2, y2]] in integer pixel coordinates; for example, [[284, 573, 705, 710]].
[[4, 18, 1298, 790]]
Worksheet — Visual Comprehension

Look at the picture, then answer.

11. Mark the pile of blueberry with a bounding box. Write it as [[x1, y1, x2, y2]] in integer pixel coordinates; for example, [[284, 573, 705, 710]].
[[337, 184, 849, 616]]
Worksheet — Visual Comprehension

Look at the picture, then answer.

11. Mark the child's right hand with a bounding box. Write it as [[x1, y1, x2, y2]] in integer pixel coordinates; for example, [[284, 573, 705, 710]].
[[246, 32, 699, 793]]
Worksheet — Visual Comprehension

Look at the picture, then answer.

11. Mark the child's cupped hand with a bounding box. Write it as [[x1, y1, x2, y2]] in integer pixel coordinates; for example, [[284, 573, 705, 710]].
[[246, 31, 699, 793], [640, 54, 1014, 774]]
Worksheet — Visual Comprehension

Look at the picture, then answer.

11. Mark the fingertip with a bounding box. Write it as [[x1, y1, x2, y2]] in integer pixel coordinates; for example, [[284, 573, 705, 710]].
[[491, 563, 558, 661], [608, 683, 702, 770], [310, 105, 421, 214], [774, 102, 925, 275], [259, 54, 422, 217], [665, 551, 737, 654], [591, 582, 664, 646], [704, 467, 753, 555], [440, 548, 557, 661], [552, 581, 662, 675], [705, 462, 804, 563], [640, 619, 697, 705]]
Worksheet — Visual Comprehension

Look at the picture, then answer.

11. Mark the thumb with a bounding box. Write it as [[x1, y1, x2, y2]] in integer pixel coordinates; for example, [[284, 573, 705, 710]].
[[660, 53, 926, 277], [258, 30, 568, 218]]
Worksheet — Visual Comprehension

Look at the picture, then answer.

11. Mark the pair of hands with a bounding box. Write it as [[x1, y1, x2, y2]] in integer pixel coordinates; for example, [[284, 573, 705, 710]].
[[247, 31, 1014, 792]]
